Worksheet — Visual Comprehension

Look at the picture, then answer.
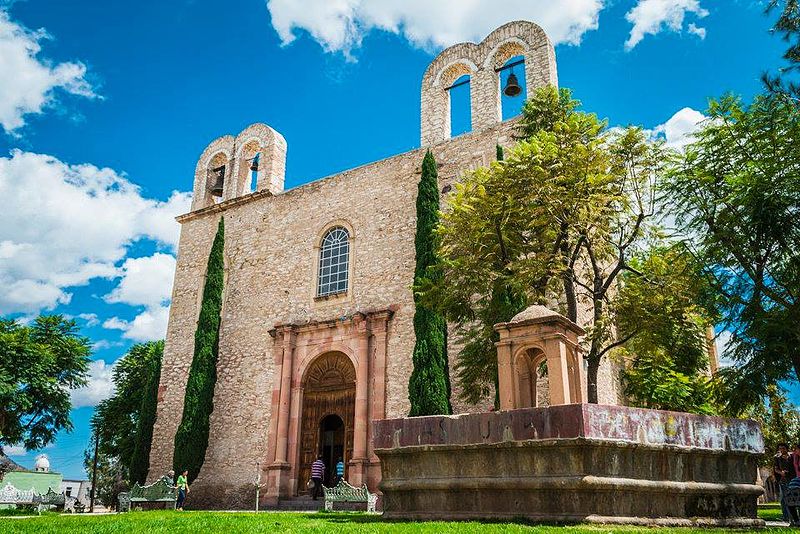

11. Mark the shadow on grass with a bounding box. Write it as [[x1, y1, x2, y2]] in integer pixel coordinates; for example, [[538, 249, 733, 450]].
[[308, 511, 586, 529]]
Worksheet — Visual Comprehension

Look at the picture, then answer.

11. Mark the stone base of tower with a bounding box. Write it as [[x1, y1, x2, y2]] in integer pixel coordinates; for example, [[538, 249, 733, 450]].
[[373, 404, 764, 527]]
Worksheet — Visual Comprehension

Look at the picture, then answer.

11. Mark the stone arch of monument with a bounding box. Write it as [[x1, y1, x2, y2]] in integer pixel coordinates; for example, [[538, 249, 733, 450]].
[[495, 305, 585, 409], [512, 346, 550, 408], [420, 20, 558, 146]]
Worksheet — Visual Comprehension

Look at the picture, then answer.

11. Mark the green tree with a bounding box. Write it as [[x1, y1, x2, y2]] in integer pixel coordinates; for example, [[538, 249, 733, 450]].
[[83, 442, 128, 508], [666, 93, 800, 413], [619, 245, 720, 414], [129, 343, 163, 484], [409, 151, 451, 416], [430, 87, 668, 403], [764, 1, 800, 99], [91, 341, 164, 484], [173, 217, 225, 480], [735, 386, 800, 465], [0, 316, 90, 452]]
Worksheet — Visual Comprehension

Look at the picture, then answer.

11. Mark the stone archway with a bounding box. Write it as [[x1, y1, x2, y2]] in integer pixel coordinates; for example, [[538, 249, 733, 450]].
[[514, 348, 549, 408], [296, 352, 355, 493]]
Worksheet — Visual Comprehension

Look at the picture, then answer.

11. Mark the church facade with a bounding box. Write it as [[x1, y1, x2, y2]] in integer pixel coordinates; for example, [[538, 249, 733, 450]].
[[146, 20, 625, 508]]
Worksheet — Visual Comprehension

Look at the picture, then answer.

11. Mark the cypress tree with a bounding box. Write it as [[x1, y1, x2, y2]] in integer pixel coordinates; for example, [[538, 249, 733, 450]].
[[496, 144, 504, 161], [408, 151, 451, 416], [173, 217, 225, 482], [129, 341, 164, 485]]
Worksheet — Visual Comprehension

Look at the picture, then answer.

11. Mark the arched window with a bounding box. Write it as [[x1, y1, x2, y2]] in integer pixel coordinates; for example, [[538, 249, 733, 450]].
[[317, 227, 350, 297]]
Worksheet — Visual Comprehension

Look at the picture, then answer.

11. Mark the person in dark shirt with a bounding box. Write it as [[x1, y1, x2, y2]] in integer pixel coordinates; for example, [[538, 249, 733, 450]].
[[774, 443, 796, 522]]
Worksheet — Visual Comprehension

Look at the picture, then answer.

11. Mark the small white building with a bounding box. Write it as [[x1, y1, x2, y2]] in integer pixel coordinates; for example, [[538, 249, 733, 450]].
[[60, 479, 92, 506]]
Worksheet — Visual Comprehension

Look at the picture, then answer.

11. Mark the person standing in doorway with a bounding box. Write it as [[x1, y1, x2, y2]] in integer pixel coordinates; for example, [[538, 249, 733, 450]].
[[335, 457, 345, 485], [311, 456, 325, 501], [176, 470, 190, 510], [774, 443, 796, 522]]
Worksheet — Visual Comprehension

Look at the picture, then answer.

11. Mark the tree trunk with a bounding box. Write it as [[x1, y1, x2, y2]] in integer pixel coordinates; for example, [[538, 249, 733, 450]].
[[563, 270, 578, 323], [587, 357, 600, 404], [560, 239, 578, 322]]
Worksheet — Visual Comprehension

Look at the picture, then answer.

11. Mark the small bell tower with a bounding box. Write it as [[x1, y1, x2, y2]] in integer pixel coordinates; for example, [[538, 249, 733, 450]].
[[191, 123, 287, 211]]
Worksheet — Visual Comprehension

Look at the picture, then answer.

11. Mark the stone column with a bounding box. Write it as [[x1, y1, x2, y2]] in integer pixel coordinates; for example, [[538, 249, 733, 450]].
[[472, 66, 501, 133], [496, 339, 515, 410], [546, 340, 571, 406], [286, 385, 304, 496], [266, 326, 295, 500], [274, 327, 296, 463], [366, 311, 391, 491], [350, 316, 370, 486]]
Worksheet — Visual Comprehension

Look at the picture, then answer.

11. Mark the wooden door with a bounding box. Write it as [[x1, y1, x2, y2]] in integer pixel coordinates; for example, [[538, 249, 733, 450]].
[[297, 352, 355, 493]]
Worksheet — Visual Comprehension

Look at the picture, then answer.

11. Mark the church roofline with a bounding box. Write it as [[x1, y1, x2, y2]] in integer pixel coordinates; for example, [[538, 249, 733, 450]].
[[176, 116, 521, 224]]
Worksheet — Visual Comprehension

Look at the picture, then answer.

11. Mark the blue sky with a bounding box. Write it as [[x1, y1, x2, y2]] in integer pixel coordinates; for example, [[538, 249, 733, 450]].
[[0, 0, 795, 479]]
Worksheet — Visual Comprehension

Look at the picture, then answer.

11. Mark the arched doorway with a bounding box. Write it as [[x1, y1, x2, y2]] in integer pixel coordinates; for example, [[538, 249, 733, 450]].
[[319, 414, 344, 486], [297, 352, 355, 493]]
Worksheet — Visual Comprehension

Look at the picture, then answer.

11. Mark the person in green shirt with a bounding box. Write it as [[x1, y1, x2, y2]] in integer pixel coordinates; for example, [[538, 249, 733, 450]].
[[176, 470, 189, 510]]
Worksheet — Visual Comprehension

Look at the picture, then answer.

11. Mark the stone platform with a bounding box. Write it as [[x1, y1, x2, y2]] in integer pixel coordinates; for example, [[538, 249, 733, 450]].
[[373, 404, 764, 527]]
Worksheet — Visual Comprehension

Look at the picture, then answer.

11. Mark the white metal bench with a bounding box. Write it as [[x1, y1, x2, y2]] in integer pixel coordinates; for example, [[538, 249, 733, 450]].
[[118, 479, 177, 512], [322, 479, 377, 513], [0, 484, 44, 514]]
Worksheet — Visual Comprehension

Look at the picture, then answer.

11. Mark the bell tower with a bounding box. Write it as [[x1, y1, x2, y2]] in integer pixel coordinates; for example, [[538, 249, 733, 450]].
[[191, 123, 287, 211], [420, 20, 558, 146]]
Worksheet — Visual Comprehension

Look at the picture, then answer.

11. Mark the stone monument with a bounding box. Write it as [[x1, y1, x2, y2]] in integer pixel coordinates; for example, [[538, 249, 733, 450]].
[[373, 306, 764, 526]]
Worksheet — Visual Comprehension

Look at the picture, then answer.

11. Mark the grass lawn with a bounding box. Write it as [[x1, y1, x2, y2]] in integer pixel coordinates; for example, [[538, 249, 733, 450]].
[[758, 504, 785, 522], [0, 511, 794, 533]]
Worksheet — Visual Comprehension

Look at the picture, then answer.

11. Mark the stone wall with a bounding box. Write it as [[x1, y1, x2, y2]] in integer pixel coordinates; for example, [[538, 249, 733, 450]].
[[375, 405, 764, 526]]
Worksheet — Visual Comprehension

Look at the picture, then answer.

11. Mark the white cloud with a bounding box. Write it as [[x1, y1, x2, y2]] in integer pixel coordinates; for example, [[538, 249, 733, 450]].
[[102, 253, 176, 342], [70, 358, 116, 408], [91, 339, 123, 351], [103, 305, 170, 342], [687, 22, 705, 40], [625, 0, 708, 50], [105, 253, 176, 309], [267, 0, 604, 57], [4, 444, 27, 456], [651, 106, 707, 150], [0, 149, 191, 314], [102, 317, 128, 331], [77, 313, 99, 327], [0, 9, 98, 133]]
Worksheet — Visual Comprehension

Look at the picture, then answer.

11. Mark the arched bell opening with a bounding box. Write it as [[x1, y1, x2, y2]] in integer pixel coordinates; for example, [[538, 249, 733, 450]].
[[448, 74, 472, 137], [237, 139, 261, 195], [499, 54, 527, 120], [297, 352, 355, 494], [206, 152, 228, 204]]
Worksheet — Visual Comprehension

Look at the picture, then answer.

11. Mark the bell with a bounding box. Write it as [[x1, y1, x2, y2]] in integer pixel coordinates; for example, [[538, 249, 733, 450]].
[[209, 166, 225, 197], [249, 153, 260, 172], [503, 72, 522, 97]]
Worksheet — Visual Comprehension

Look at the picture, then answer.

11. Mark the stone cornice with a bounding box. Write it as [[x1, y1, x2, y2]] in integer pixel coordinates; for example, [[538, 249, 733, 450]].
[[269, 307, 395, 336]]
